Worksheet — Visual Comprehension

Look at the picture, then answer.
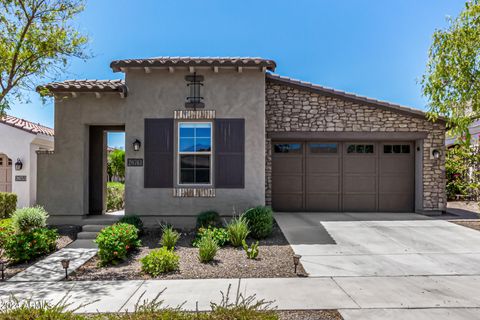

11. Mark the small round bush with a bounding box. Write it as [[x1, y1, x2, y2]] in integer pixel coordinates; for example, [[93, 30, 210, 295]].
[[243, 206, 274, 239], [95, 223, 141, 265], [227, 215, 249, 247], [4, 228, 58, 263], [141, 247, 179, 276], [198, 234, 218, 263], [160, 225, 180, 250], [196, 210, 221, 228], [192, 227, 229, 247], [119, 215, 144, 235], [11, 206, 48, 233]]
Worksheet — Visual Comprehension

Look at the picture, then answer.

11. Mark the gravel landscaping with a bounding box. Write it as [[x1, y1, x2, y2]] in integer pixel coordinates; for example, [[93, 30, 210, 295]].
[[71, 222, 307, 280], [3, 225, 79, 280], [278, 310, 342, 320], [451, 219, 480, 232]]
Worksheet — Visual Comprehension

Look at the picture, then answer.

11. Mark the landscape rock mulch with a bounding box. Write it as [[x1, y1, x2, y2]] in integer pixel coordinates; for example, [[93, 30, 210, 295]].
[[3, 225, 79, 280], [278, 310, 343, 320], [451, 219, 480, 232], [71, 222, 307, 280]]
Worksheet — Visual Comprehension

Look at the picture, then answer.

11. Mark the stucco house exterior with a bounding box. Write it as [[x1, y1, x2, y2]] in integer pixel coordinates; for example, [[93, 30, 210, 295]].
[[37, 57, 446, 226], [0, 115, 54, 208]]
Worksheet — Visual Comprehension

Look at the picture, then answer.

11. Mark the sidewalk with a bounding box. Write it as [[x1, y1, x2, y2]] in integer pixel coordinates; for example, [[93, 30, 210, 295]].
[[1, 276, 480, 316]]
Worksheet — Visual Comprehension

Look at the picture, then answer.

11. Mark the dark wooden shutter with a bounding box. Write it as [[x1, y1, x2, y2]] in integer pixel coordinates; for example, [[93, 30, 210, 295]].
[[215, 119, 245, 188], [144, 119, 174, 188]]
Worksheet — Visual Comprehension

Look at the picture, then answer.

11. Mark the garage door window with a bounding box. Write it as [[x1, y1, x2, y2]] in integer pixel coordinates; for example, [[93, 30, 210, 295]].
[[274, 143, 302, 154], [347, 144, 374, 154], [384, 144, 410, 154], [309, 143, 337, 153]]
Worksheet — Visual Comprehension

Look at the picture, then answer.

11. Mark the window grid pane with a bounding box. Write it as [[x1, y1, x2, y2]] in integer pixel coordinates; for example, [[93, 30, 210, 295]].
[[178, 123, 212, 185]]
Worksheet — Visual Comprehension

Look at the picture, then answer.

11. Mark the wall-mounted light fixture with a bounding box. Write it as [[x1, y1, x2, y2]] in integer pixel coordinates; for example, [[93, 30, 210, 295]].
[[432, 149, 441, 160], [14, 158, 23, 171], [133, 139, 141, 152]]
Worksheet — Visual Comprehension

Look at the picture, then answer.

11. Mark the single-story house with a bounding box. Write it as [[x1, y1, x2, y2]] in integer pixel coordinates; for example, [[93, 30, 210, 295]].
[[37, 57, 446, 226], [445, 120, 480, 147], [0, 115, 54, 208]]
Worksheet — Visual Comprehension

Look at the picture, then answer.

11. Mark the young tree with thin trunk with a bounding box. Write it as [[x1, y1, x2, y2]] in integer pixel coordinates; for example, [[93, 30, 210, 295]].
[[0, 0, 88, 114], [422, 0, 480, 143]]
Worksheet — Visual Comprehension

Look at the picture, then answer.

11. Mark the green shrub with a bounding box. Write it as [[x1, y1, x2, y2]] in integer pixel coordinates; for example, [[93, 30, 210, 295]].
[[4, 228, 58, 263], [140, 247, 179, 276], [196, 210, 222, 228], [0, 299, 86, 320], [11, 206, 48, 233], [107, 182, 125, 212], [227, 215, 249, 247], [0, 192, 17, 219], [0, 219, 13, 249], [159, 225, 180, 250], [95, 223, 141, 266], [198, 234, 218, 263], [242, 240, 259, 259], [192, 227, 229, 247], [243, 206, 273, 239], [119, 215, 144, 235]]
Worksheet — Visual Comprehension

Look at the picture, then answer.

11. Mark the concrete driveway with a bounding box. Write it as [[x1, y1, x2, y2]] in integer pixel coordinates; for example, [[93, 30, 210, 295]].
[[275, 212, 480, 277]]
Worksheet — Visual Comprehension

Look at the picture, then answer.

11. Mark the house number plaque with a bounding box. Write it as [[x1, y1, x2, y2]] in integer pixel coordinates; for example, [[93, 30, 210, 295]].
[[15, 175, 27, 182], [127, 158, 143, 167]]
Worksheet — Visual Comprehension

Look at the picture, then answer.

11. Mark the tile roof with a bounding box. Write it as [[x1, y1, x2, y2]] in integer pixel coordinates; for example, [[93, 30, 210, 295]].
[[0, 114, 54, 137], [266, 73, 444, 122], [38, 79, 127, 94], [110, 56, 276, 72]]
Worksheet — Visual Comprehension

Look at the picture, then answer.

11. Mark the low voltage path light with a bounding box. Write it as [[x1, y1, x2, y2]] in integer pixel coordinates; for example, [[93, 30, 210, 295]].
[[133, 139, 141, 151], [14, 158, 23, 171], [0, 259, 6, 280], [61, 259, 70, 280], [293, 254, 301, 274]]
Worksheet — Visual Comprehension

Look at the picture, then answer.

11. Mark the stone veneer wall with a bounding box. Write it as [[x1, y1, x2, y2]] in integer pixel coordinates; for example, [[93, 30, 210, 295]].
[[265, 81, 446, 212]]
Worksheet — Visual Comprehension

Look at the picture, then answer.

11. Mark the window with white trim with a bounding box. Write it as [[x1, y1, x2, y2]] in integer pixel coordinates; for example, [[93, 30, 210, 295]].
[[178, 122, 212, 185]]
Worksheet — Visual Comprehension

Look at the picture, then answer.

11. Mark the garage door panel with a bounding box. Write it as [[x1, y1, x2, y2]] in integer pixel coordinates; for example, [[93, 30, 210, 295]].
[[343, 176, 376, 193], [343, 195, 376, 212], [273, 194, 303, 212], [343, 158, 376, 174], [307, 157, 339, 173], [379, 194, 413, 212], [380, 158, 412, 174], [380, 176, 414, 193], [307, 175, 339, 192], [307, 194, 340, 211], [274, 175, 303, 193], [273, 157, 303, 174]]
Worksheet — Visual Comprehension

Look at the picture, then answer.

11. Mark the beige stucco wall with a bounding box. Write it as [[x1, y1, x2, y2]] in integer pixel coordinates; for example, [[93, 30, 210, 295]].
[[38, 69, 266, 225], [265, 81, 447, 213]]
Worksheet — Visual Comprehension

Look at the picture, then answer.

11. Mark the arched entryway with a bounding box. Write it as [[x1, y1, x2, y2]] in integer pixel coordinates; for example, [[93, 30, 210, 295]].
[[0, 154, 12, 192]]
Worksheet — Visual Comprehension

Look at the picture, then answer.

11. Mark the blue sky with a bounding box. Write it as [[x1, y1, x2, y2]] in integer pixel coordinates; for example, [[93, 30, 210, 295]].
[[7, 0, 466, 148]]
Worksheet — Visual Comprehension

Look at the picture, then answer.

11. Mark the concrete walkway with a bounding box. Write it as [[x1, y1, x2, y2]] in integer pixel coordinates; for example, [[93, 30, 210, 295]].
[[8, 248, 97, 282], [1, 276, 480, 318]]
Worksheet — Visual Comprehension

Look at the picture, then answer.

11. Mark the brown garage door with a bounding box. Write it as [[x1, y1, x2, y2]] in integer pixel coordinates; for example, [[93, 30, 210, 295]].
[[272, 141, 414, 212]]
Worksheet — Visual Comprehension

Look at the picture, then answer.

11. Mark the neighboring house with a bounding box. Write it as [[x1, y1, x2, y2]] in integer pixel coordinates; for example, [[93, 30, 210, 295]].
[[36, 57, 446, 226], [0, 115, 54, 208], [445, 120, 480, 147]]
